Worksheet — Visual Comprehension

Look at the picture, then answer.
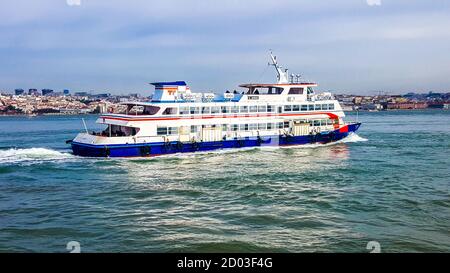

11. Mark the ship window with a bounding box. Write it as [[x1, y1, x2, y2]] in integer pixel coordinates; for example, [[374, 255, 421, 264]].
[[284, 121, 290, 128], [157, 127, 168, 136], [162, 107, 177, 115], [267, 123, 273, 130], [277, 122, 284, 129], [231, 124, 239, 131], [315, 104, 321, 110], [249, 106, 258, 112], [258, 123, 266, 130], [301, 105, 308, 111], [239, 124, 248, 131], [249, 124, 257, 130], [284, 105, 292, 112], [190, 107, 200, 114], [267, 105, 275, 112], [288, 88, 304, 95], [211, 106, 220, 114], [231, 106, 239, 113], [179, 106, 189, 115], [127, 105, 144, 115], [307, 87, 314, 94], [109, 125, 139, 137], [313, 120, 320, 126], [201, 107, 210, 114], [258, 105, 266, 112], [240, 106, 248, 113], [191, 125, 198, 133], [143, 106, 160, 115], [222, 124, 229, 131], [221, 106, 230, 113], [308, 104, 314, 111], [327, 119, 333, 126], [328, 104, 335, 110], [168, 127, 178, 135], [322, 104, 329, 110], [293, 105, 300, 111]]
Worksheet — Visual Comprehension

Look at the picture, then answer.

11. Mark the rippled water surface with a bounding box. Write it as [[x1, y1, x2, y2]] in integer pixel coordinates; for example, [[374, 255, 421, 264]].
[[0, 111, 449, 252]]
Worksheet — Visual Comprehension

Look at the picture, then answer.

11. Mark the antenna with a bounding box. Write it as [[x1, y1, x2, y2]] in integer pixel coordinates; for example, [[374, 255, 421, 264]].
[[81, 118, 88, 134], [268, 51, 289, 84]]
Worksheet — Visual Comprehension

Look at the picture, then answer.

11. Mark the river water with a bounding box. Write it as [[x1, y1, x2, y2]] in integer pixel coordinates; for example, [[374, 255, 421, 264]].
[[0, 110, 449, 252]]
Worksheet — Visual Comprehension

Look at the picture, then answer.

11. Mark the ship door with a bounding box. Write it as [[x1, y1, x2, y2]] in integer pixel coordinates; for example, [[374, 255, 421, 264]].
[[201, 125, 222, 142], [293, 120, 309, 136], [179, 126, 191, 142]]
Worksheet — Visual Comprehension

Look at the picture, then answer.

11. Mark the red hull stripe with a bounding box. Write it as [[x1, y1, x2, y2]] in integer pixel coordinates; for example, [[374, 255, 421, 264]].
[[101, 112, 339, 122], [339, 125, 349, 133]]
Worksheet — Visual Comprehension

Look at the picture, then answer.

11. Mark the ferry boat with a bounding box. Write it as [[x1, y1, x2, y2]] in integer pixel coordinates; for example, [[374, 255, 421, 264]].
[[70, 53, 361, 157]]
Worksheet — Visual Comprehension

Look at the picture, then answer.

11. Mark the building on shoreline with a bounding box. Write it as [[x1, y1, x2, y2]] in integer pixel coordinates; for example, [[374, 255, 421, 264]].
[[335, 92, 450, 111], [0, 91, 140, 115], [0, 88, 449, 115]]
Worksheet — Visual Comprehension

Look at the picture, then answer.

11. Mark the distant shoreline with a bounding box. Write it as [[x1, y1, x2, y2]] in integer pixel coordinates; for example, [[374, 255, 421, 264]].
[[0, 113, 100, 117], [0, 108, 448, 117]]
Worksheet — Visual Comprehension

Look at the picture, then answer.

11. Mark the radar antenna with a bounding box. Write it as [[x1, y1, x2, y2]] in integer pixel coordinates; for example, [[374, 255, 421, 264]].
[[269, 50, 289, 84]]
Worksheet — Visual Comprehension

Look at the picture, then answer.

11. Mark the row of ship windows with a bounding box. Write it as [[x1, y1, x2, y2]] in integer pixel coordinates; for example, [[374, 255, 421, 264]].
[[284, 103, 334, 112], [172, 103, 335, 115], [156, 119, 334, 135]]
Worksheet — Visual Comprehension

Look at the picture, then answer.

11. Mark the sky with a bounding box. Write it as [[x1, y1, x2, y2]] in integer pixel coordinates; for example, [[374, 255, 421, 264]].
[[1, 0, 450, 95]]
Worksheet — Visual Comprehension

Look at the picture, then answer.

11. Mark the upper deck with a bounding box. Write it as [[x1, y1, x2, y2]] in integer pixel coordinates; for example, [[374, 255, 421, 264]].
[[101, 52, 342, 126]]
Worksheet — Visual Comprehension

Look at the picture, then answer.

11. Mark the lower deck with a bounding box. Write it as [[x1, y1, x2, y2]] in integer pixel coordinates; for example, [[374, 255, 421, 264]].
[[71, 123, 361, 157]]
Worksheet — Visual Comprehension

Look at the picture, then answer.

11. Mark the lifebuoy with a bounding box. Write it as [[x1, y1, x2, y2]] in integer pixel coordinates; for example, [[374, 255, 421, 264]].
[[140, 145, 151, 156], [104, 146, 110, 157], [238, 139, 244, 147], [176, 141, 183, 151], [191, 141, 199, 150], [257, 136, 263, 145]]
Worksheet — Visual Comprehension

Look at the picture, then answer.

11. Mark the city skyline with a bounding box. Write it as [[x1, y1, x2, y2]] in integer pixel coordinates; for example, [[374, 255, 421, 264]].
[[1, 0, 450, 95]]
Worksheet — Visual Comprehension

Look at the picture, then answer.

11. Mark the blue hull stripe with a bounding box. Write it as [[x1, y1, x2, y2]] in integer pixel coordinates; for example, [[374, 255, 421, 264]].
[[72, 123, 361, 157]]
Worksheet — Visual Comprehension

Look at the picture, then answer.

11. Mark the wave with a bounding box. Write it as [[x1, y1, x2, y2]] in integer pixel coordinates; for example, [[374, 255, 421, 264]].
[[340, 133, 368, 143], [0, 148, 75, 164], [126, 133, 369, 160], [0, 134, 368, 164]]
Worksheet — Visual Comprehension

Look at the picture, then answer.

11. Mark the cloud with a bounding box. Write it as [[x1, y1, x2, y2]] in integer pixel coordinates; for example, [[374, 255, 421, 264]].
[[1, 0, 450, 94], [367, 0, 382, 6]]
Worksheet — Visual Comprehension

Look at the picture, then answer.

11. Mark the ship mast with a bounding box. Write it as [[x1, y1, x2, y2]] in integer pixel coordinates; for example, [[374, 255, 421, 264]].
[[269, 51, 289, 84]]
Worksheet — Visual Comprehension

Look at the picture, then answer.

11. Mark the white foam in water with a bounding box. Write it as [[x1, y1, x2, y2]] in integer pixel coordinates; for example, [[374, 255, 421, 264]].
[[340, 133, 368, 143], [0, 148, 74, 164], [0, 134, 368, 164], [127, 133, 368, 160], [260, 133, 368, 150]]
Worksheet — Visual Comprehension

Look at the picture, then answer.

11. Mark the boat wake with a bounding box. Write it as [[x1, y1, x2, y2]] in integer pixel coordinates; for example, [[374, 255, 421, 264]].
[[0, 148, 75, 165], [0, 134, 367, 164], [126, 133, 368, 161], [340, 133, 368, 143]]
